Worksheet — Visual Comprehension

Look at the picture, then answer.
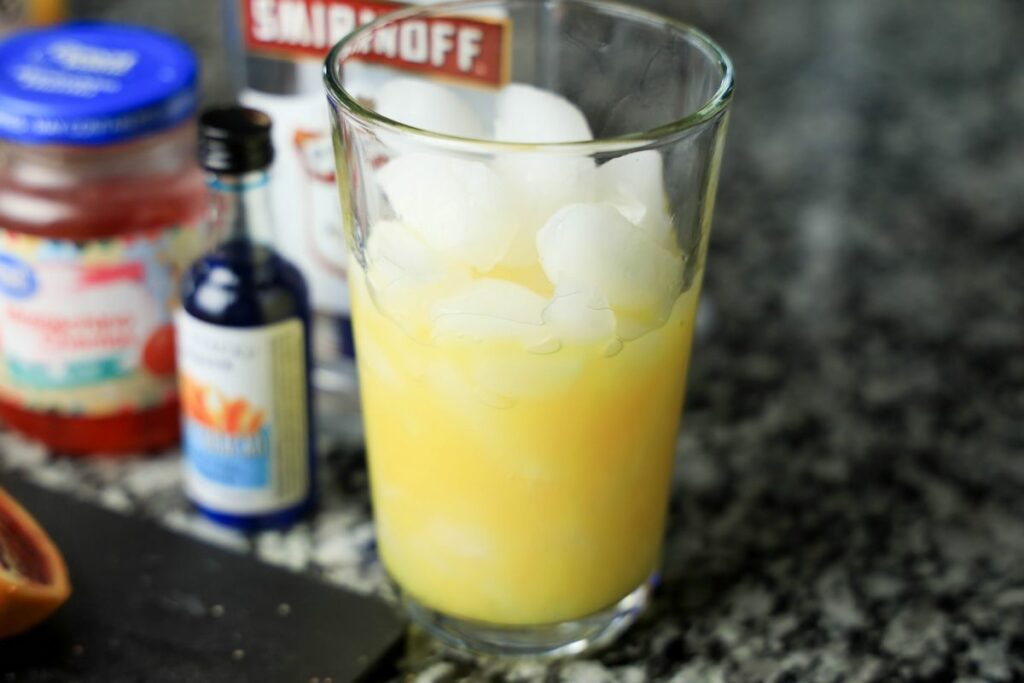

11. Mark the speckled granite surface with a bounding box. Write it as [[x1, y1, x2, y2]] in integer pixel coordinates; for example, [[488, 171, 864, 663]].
[[3, 0, 1024, 681]]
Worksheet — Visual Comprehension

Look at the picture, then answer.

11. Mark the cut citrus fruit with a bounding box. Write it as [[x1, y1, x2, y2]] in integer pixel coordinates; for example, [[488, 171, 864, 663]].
[[0, 487, 71, 638]]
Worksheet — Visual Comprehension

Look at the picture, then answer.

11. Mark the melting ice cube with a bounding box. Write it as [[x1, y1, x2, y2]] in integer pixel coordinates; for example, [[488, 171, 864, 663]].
[[475, 348, 587, 404], [494, 83, 593, 144], [599, 151, 675, 248], [365, 219, 469, 336], [493, 154, 597, 267], [537, 203, 683, 337], [365, 219, 444, 287], [375, 78, 486, 139], [431, 278, 549, 346], [543, 285, 616, 344], [377, 153, 517, 271]]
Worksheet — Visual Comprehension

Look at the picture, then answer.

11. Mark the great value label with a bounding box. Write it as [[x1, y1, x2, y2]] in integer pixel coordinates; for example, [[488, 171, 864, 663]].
[[241, 0, 510, 88], [0, 224, 202, 416]]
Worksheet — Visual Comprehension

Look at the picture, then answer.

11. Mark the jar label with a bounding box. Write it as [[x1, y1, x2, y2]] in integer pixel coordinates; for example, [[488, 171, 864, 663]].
[[176, 312, 310, 515], [240, 0, 511, 89], [0, 225, 203, 416]]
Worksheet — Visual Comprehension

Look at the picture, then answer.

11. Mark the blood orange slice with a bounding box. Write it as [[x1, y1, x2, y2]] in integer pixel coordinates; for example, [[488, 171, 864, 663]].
[[0, 487, 71, 638]]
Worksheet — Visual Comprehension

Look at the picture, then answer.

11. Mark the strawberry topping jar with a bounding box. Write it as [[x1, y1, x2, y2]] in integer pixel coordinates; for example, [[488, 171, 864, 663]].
[[0, 23, 205, 454]]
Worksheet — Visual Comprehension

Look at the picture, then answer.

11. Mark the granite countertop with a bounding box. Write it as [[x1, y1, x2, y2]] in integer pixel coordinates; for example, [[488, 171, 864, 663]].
[[3, 0, 1024, 681]]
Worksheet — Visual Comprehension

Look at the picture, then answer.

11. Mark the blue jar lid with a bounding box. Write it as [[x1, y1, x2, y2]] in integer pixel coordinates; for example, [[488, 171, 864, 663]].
[[0, 22, 198, 145]]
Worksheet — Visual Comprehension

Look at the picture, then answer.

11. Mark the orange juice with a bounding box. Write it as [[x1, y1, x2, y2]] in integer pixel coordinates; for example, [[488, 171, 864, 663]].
[[351, 264, 700, 625]]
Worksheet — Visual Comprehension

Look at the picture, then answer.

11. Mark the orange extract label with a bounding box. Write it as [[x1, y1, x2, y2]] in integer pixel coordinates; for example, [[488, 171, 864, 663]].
[[176, 313, 311, 514]]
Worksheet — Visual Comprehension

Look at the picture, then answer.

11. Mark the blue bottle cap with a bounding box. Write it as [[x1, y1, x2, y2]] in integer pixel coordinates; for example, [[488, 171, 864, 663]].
[[0, 22, 198, 146]]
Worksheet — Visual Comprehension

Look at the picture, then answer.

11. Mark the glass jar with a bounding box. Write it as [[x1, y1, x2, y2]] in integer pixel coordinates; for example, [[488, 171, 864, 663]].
[[0, 23, 205, 455]]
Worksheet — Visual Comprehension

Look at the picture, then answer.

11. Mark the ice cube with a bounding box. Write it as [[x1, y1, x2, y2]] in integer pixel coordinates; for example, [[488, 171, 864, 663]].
[[377, 153, 517, 270], [432, 278, 549, 346], [599, 151, 675, 247], [426, 517, 495, 560], [475, 349, 586, 403], [493, 154, 597, 266], [364, 219, 469, 337], [375, 78, 486, 139], [365, 218, 454, 290], [543, 286, 616, 344], [536, 203, 683, 336], [494, 83, 593, 144]]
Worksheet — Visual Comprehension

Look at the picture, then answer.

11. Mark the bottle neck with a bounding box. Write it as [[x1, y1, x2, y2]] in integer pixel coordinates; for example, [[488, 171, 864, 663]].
[[207, 169, 275, 247]]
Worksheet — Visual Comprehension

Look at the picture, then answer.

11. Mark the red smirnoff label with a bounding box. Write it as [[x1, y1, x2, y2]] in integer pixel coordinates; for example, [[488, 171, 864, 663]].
[[241, 0, 510, 88]]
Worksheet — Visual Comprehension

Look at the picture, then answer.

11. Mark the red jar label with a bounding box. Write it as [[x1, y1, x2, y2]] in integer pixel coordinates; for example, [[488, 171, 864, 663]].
[[0, 224, 203, 417], [240, 0, 511, 88]]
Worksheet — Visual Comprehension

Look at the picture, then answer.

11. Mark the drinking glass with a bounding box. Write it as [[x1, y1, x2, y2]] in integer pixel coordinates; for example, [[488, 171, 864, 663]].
[[325, 0, 733, 656]]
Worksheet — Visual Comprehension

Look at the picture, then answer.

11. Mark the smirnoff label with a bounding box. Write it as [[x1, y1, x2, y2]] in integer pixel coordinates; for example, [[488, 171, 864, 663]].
[[241, 0, 510, 88]]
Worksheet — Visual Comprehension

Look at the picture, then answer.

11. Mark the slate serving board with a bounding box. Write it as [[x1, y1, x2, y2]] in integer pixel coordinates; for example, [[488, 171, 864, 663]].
[[0, 475, 406, 683]]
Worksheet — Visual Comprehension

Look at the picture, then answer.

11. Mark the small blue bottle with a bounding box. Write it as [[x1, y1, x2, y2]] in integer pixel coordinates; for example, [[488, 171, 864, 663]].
[[176, 106, 315, 530]]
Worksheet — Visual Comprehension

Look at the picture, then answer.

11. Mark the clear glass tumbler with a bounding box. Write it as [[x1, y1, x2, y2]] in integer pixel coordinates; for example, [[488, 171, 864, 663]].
[[325, 0, 733, 656]]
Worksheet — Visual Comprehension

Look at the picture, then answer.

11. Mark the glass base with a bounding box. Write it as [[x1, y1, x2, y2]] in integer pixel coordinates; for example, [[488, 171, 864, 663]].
[[401, 575, 653, 658]]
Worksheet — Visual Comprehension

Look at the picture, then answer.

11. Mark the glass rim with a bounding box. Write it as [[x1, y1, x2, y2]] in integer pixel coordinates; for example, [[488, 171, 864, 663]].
[[323, 0, 735, 154]]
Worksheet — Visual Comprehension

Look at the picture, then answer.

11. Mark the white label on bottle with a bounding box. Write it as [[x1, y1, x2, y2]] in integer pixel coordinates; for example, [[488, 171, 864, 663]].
[[241, 88, 351, 317], [176, 312, 310, 515]]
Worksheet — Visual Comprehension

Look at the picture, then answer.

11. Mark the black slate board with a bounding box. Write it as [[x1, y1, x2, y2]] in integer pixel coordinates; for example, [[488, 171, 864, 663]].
[[0, 476, 406, 682]]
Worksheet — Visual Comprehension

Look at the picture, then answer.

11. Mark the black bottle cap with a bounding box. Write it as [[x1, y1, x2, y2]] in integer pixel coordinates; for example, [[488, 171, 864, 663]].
[[199, 106, 274, 173]]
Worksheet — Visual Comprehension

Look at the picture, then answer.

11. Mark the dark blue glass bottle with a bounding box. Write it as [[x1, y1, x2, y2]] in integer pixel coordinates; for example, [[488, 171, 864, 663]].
[[177, 107, 315, 531]]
